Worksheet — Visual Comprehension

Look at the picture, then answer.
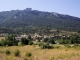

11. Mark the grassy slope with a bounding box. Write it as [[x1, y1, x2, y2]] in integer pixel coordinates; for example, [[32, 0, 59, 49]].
[[0, 45, 80, 60]]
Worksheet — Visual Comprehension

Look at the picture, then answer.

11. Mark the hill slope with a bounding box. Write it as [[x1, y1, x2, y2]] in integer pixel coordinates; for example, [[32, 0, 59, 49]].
[[0, 8, 80, 33]]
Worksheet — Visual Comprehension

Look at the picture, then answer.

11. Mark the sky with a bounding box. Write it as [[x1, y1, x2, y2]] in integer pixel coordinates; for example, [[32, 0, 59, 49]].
[[0, 0, 80, 17]]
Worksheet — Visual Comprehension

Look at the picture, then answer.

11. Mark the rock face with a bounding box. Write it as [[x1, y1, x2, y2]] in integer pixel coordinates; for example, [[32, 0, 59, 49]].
[[0, 8, 80, 33]]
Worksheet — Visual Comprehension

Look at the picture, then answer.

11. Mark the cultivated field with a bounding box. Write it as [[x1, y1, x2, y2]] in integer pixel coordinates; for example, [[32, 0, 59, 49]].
[[0, 45, 80, 60]]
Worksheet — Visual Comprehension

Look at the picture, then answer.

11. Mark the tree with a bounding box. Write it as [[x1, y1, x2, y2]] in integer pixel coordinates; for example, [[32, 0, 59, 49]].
[[0, 39, 6, 46], [21, 38, 29, 45], [28, 41, 33, 45], [70, 34, 79, 44], [43, 38, 48, 42], [39, 43, 53, 49], [48, 38, 55, 44], [5, 34, 17, 46], [0, 34, 18, 46], [27, 35, 32, 40]]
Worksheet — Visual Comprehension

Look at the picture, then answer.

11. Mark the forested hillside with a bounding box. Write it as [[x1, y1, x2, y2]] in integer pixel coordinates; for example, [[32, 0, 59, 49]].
[[0, 8, 80, 33]]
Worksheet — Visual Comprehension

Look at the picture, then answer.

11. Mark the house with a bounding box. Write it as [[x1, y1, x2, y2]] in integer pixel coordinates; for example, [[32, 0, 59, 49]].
[[15, 34, 28, 41]]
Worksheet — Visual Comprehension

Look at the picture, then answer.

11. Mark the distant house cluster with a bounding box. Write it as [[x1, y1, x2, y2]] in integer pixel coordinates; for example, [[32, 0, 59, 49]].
[[15, 34, 29, 41], [15, 33, 70, 41]]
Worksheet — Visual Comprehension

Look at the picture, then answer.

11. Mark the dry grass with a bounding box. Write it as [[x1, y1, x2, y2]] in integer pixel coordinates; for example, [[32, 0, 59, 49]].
[[0, 45, 80, 60]]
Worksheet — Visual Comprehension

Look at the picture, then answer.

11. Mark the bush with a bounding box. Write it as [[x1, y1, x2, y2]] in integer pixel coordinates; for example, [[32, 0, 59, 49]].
[[25, 52, 32, 57], [72, 44, 79, 49], [38, 42, 43, 46], [48, 38, 55, 44], [21, 38, 29, 45], [64, 44, 71, 48], [28, 41, 33, 45], [0, 39, 6, 46], [43, 38, 48, 42], [5, 50, 11, 55], [14, 49, 20, 56], [18, 42, 23, 46], [50, 56, 54, 60], [54, 46, 60, 49], [74, 43, 79, 46], [24, 58, 28, 60], [39, 43, 53, 49]]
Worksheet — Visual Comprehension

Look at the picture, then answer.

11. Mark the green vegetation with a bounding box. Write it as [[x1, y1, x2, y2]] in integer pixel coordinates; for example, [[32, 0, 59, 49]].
[[5, 49, 11, 55], [39, 42, 53, 49], [18, 42, 23, 46], [0, 34, 33, 46], [25, 52, 32, 57], [28, 41, 33, 45], [43, 38, 55, 44], [0, 45, 80, 60], [14, 49, 20, 56], [0, 8, 80, 60], [0, 34, 18, 46], [0, 34, 80, 50], [24, 58, 28, 60], [0, 8, 80, 34], [21, 38, 29, 45], [50, 56, 54, 60]]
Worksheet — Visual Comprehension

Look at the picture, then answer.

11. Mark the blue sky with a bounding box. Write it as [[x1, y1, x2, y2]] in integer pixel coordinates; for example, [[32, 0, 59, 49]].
[[0, 0, 80, 17]]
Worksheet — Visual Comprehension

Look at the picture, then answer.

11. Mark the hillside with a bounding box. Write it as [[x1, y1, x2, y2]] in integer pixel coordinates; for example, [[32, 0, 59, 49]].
[[0, 8, 80, 33]]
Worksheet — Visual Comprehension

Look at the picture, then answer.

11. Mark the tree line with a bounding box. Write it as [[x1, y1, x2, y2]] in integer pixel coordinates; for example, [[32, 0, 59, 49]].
[[0, 34, 80, 47]]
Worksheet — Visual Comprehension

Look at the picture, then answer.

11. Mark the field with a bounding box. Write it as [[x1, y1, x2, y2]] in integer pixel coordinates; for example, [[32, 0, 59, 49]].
[[0, 45, 80, 60]]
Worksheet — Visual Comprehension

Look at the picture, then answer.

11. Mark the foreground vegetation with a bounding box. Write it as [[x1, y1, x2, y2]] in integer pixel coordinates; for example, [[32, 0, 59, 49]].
[[0, 34, 80, 46], [0, 45, 80, 60], [0, 34, 80, 60]]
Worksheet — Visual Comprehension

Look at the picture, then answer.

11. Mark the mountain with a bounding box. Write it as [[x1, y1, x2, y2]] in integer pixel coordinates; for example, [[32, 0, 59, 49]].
[[0, 8, 80, 33]]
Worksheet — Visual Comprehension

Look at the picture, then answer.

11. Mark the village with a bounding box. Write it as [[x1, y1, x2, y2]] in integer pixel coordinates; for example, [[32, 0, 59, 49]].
[[0, 32, 80, 45], [14, 33, 70, 41], [0, 33, 67, 40]]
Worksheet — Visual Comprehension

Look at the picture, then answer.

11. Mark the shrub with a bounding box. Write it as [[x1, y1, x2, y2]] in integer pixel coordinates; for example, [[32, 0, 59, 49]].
[[6, 56, 12, 60], [74, 43, 79, 46], [25, 52, 32, 57], [24, 58, 28, 60], [43, 38, 48, 42], [28, 41, 33, 45], [48, 38, 55, 44], [54, 46, 60, 49], [50, 56, 54, 60], [18, 42, 23, 46], [64, 44, 71, 48], [5, 50, 11, 55], [14, 49, 20, 56], [39, 43, 53, 49], [72, 44, 79, 49], [21, 38, 29, 45], [38, 42, 43, 46], [0, 39, 6, 46]]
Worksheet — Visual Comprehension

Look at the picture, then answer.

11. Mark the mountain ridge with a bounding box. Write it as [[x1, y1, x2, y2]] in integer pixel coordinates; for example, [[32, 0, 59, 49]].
[[0, 8, 80, 33]]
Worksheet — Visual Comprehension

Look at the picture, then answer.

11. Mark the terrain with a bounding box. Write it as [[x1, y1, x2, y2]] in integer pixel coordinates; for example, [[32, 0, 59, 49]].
[[0, 8, 80, 33], [0, 34, 80, 60], [0, 45, 80, 60]]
